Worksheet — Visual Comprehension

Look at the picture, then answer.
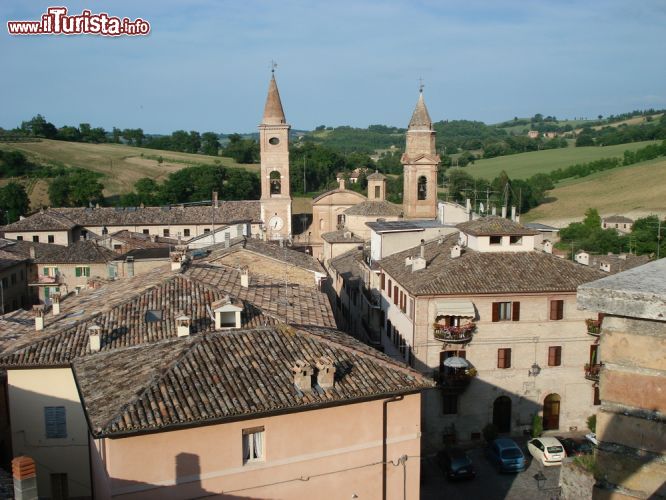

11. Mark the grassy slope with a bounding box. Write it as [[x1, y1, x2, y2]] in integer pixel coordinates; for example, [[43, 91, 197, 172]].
[[464, 141, 659, 180], [523, 157, 666, 224], [0, 139, 255, 198]]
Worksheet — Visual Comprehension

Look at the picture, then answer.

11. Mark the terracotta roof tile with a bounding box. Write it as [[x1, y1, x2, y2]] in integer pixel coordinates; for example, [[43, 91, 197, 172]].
[[343, 200, 403, 217], [456, 216, 539, 236]]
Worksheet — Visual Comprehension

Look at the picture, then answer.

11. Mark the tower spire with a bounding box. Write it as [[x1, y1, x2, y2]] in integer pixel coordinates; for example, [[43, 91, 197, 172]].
[[408, 91, 432, 130], [262, 68, 286, 125]]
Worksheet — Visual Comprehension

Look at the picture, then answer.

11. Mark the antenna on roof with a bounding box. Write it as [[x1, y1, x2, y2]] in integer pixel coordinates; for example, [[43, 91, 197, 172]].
[[418, 76, 424, 94]]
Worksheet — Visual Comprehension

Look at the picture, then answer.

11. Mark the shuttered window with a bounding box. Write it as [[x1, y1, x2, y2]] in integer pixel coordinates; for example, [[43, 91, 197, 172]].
[[493, 302, 518, 321], [393, 286, 399, 305], [44, 406, 67, 438], [388, 280, 392, 297], [512, 302, 520, 321], [497, 348, 512, 369], [548, 346, 562, 366], [380, 273, 385, 290], [550, 300, 564, 320]]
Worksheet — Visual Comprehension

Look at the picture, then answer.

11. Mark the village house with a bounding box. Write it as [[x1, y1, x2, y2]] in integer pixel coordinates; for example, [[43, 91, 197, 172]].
[[574, 250, 650, 274], [0, 253, 431, 499], [577, 259, 666, 499], [601, 215, 634, 234], [369, 216, 607, 449], [0, 241, 30, 313]]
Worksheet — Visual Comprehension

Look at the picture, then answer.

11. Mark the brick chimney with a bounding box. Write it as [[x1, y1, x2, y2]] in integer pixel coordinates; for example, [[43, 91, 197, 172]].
[[51, 293, 61, 315], [212, 191, 219, 208], [292, 360, 313, 394], [12, 456, 37, 500], [315, 356, 335, 389], [88, 324, 102, 352], [176, 314, 191, 337], [32, 306, 45, 331], [450, 243, 462, 259], [240, 266, 249, 288], [411, 239, 426, 272]]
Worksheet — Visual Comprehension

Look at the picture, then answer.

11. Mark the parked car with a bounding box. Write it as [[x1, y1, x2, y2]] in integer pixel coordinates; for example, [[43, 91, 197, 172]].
[[556, 437, 595, 457], [486, 438, 526, 473], [527, 437, 566, 466], [437, 447, 476, 480]]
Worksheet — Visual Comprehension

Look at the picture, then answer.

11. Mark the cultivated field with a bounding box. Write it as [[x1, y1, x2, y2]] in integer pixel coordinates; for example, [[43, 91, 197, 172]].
[[523, 157, 666, 225], [0, 139, 255, 197], [465, 141, 659, 180]]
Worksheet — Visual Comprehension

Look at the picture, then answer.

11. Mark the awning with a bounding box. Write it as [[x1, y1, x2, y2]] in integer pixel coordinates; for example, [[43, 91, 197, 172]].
[[436, 301, 476, 318], [442, 356, 470, 368]]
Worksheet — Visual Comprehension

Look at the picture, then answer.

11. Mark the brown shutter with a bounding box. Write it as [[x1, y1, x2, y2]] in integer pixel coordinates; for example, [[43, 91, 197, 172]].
[[393, 286, 398, 305], [512, 301, 521, 321], [555, 346, 562, 365], [388, 280, 392, 297], [497, 349, 503, 368], [380, 273, 385, 290], [557, 300, 564, 320], [550, 300, 558, 320], [458, 350, 466, 359], [492, 303, 500, 322], [506, 348, 512, 368]]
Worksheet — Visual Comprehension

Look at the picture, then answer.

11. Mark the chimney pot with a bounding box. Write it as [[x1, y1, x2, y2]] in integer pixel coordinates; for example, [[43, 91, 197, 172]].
[[511, 206, 516, 221], [240, 266, 249, 288], [501, 206, 507, 219], [51, 293, 61, 315], [292, 360, 314, 394], [176, 314, 191, 337], [491, 206, 497, 216], [420, 239, 425, 259], [12, 455, 37, 499], [32, 306, 45, 331], [339, 178, 346, 190], [315, 356, 335, 389], [88, 325, 102, 352], [224, 233, 231, 248], [212, 191, 219, 208], [451, 244, 462, 259]]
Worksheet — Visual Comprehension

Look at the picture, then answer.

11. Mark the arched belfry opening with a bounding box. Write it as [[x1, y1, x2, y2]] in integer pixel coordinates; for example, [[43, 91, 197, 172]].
[[269, 171, 281, 195], [417, 176, 427, 200]]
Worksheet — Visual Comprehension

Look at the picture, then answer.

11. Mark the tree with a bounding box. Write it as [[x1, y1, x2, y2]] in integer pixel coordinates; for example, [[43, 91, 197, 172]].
[[112, 127, 122, 143], [48, 171, 104, 207], [222, 134, 259, 164], [0, 182, 30, 223], [201, 132, 220, 156], [21, 114, 58, 139]]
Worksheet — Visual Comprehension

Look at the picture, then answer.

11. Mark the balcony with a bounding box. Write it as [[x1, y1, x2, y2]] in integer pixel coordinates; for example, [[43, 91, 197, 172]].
[[433, 323, 476, 344], [29, 273, 63, 286], [586, 319, 601, 336], [436, 368, 477, 394], [584, 363, 602, 381]]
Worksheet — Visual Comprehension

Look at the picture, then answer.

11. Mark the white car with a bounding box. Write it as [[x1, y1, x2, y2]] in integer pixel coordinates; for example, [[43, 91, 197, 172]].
[[527, 437, 566, 466]]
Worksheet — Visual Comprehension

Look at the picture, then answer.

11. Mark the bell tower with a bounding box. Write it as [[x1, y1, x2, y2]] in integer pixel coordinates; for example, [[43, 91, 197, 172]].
[[402, 88, 439, 219], [259, 69, 292, 240]]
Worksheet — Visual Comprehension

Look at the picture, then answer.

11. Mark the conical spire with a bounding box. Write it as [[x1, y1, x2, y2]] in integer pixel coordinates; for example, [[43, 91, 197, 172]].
[[408, 91, 432, 130], [262, 74, 286, 125]]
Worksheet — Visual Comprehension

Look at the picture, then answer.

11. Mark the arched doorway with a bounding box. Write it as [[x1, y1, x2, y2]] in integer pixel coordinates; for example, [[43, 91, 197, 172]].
[[493, 396, 512, 433], [543, 394, 561, 430]]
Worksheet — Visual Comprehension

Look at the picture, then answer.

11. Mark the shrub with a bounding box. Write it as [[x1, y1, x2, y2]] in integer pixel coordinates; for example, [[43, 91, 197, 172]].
[[531, 414, 543, 438], [482, 423, 499, 443], [587, 414, 597, 434]]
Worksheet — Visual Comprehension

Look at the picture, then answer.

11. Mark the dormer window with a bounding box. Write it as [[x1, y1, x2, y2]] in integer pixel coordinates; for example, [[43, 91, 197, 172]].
[[212, 296, 243, 329], [510, 236, 522, 245], [489, 236, 502, 245]]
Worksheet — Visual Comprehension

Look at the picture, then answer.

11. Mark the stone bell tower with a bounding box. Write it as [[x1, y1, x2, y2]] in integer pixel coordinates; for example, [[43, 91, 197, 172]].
[[402, 89, 439, 219], [259, 71, 292, 240]]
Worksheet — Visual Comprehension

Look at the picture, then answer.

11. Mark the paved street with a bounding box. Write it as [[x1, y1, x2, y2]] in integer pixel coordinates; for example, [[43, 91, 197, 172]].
[[420, 439, 562, 500]]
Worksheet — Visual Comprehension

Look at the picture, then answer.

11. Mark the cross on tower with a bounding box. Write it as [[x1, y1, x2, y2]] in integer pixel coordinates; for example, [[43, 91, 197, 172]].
[[271, 60, 278, 74], [418, 77, 424, 93]]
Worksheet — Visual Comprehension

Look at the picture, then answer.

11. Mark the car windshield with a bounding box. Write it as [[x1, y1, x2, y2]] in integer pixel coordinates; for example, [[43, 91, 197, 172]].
[[547, 446, 564, 454], [501, 449, 522, 459]]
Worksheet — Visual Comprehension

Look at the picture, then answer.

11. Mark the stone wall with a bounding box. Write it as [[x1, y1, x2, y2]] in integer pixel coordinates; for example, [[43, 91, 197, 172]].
[[560, 458, 595, 500]]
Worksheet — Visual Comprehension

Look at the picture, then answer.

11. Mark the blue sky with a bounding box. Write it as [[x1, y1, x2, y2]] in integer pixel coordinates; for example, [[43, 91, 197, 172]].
[[2, 0, 665, 134]]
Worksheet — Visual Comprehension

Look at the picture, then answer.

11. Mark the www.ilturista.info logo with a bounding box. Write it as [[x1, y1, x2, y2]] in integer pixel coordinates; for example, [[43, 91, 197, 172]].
[[7, 7, 151, 36]]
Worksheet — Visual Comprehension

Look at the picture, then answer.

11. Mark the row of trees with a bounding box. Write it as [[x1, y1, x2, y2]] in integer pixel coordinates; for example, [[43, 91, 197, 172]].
[[576, 114, 666, 147]]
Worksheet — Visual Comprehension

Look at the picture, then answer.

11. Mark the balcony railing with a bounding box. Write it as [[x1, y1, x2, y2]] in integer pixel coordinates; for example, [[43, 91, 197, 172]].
[[433, 323, 476, 344], [30, 273, 62, 286], [584, 363, 602, 381], [436, 368, 477, 393], [586, 319, 601, 336]]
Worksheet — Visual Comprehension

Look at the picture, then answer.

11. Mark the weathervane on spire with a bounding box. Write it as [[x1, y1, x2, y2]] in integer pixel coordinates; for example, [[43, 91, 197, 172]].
[[418, 77, 424, 93], [271, 60, 278, 74]]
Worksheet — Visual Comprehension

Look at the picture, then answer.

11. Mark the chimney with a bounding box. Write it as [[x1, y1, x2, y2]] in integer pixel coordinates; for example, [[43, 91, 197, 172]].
[[29, 246, 36, 259], [420, 239, 425, 259], [501, 206, 507, 219], [240, 266, 249, 288], [176, 314, 191, 337], [466, 198, 471, 213], [212, 191, 219, 208], [316, 356, 335, 389], [451, 244, 462, 259], [51, 293, 61, 315], [292, 360, 313, 394], [543, 240, 553, 254], [32, 306, 45, 331], [12, 456, 37, 500], [338, 178, 346, 190], [170, 244, 188, 271], [88, 325, 101, 352], [511, 206, 516, 221], [491, 206, 497, 216], [224, 232, 231, 248], [212, 296, 242, 329]]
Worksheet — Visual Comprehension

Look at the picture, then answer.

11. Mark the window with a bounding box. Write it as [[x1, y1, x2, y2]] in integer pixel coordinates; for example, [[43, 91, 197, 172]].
[[143, 229, 149, 235], [337, 214, 345, 227], [417, 176, 427, 200], [113, 244, 122, 250], [1, 278, 7, 289], [242, 427, 264, 463], [204, 228, 211, 233], [145, 310, 163, 322], [10, 273, 16, 285], [388, 279, 392, 297], [550, 300, 564, 320], [393, 286, 398, 305], [50, 473, 68, 500], [270, 171, 281, 195], [184, 229, 191, 237], [489, 235, 502, 245], [163, 229, 170, 237], [44, 406, 67, 438], [48, 234, 55, 243], [593, 386, 601, 406], [386, 319, 392, 338], [380, 273, 385, 290], [74, 267, 91, 278], [509, 236, 522, 245], [442, 394, 458, 415], [492, 301, 519, 322], [497, 348, 512, 369], [33, 235, 39, 243], [374, 185, 381, 199], [548, 346, 562, 366], [16, 236, 23, 241]]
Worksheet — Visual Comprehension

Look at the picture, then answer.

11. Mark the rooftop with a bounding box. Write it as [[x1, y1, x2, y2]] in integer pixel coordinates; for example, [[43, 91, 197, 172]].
[[577, 259, 666, 321], [74, 325, 434, 438], [1, 239, 117, 264], [379, 232, 606, 296], [1, 210, 77, 232], [408, 92, 432, 130], [329, 248, 365, 282], [343, 200, 403, 217], [321, 230, 365, 244], [366, 219, 448, 234], [367, 171, 387, 181], [602, 215, 634, 223], [456, 216, 539, 237], [114, 247, 172, 261]]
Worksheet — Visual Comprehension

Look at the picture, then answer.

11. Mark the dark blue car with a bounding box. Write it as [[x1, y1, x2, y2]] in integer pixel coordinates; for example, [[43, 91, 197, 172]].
[[486, 438, 526, 473]]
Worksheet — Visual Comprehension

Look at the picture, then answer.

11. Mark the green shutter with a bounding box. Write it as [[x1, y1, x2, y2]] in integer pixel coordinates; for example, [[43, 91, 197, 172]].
[[75, 267, 81, 277], [43, 267, 49, 276]]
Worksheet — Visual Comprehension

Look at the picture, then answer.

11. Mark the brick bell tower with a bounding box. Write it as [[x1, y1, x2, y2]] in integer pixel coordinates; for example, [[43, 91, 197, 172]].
[[402, 88, 439, 219], [259, 70, 292, 240]]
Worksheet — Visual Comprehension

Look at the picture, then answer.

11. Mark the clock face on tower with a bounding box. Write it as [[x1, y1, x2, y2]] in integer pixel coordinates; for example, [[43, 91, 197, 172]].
[[268, 215, 284, 231]]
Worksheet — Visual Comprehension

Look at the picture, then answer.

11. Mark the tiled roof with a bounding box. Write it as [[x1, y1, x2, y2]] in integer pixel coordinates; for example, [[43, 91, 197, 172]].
[[343, 200, 403, 217], [321, 231, 364, 244], [114, 247, 171, 261], [0, 239, 116, 264], [107, 230, 178, 248], [262, 74, 286, 125], [379, 233, 606, 296], [367, 171, 386, 181], [602, 215, 634, 223], [329, 248, 365, 281], [408, 92, 432, 130], [1, 211, 77, 232], [206, 237, 324, 274], [73, 325, 433, 437], [456, 216, 539, 236], [1, 203, 261, 232]]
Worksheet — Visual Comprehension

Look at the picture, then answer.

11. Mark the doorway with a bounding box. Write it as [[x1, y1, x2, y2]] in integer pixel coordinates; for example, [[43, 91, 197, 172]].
[[493, 396, 512, 433], [543, 394, 561, 430]]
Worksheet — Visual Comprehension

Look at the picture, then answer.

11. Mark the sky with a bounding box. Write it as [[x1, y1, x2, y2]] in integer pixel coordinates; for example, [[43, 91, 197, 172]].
[[2, 0, 665, 134]]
